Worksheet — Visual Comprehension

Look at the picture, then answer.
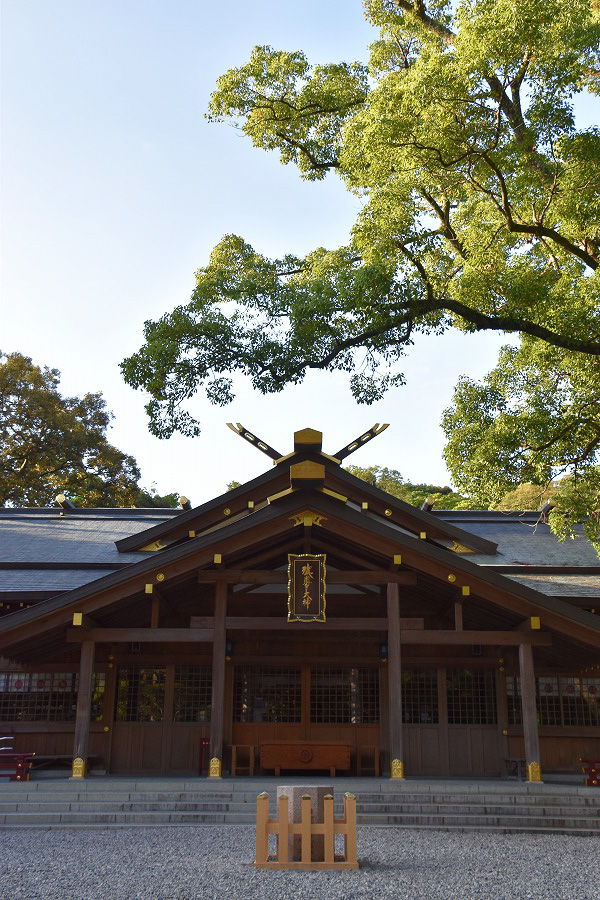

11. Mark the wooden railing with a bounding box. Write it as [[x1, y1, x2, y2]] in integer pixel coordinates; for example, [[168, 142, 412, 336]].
[[254, 790, 358, 870]]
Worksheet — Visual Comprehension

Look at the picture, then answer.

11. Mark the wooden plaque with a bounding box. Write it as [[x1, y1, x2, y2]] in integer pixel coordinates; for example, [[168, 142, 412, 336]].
[[287, 554, 326, 622]]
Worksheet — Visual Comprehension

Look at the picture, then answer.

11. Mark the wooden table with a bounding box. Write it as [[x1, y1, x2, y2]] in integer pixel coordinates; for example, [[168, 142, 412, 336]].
[[260, 741, 351, 777]]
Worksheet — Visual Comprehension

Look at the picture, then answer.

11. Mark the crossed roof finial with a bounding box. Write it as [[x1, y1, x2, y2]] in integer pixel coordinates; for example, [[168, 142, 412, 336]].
[[226, 423, 389, 463]]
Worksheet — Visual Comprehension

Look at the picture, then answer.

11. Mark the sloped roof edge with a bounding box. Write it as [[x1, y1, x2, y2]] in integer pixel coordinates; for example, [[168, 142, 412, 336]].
[[1, 490, 598, 647]]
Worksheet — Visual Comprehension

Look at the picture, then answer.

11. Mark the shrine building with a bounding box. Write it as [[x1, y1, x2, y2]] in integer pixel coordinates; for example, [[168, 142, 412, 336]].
[[1, 425, 599, 782]]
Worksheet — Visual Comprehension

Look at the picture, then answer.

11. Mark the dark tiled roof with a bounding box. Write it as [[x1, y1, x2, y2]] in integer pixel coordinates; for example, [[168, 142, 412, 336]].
[[0, 569, 116, 592], [1, 505, 599, 601], [434, 512, 600, 568], [506, 574, 600, 598], [0, 509, 178, 593]]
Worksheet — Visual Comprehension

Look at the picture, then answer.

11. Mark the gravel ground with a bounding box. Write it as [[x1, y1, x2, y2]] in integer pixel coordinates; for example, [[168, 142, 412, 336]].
[[1, 826, 598, 900]]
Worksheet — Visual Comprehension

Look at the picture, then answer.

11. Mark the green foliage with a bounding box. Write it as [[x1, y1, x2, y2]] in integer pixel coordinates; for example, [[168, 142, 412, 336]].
[[134, 484, 180, 508], [1, 351, 144, 508], [345, 464, 472, 509], [442, 339, 600, 551], [493, 482, 557, 511], [122, 2, 600, 438]]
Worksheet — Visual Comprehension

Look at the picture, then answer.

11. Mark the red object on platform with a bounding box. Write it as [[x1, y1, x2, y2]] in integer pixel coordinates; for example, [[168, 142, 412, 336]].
[[580, 757, 600, 787], [0, 752, 35, 781], [198, 737, 210, 775]]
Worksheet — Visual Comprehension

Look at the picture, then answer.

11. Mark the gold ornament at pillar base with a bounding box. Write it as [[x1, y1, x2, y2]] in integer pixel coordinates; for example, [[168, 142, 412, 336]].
[[72, 757, 86, 779], [390, 759, 404, 780], [526, 761, 542, 782], [208, 757, 222, 778]]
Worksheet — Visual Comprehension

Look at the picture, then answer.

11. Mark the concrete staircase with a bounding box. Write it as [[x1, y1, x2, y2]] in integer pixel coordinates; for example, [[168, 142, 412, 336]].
[[1, 777, 599, 834]]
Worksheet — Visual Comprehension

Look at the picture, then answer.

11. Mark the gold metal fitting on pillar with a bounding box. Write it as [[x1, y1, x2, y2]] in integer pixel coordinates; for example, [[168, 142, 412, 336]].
[[72, 757, 85, 779], [526, 761, 542, 782], [390, 759, 404, 780], [208, 757, 222, 778]]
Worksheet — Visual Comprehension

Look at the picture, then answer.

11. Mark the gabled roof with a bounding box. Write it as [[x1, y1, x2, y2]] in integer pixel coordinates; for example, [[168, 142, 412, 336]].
[[113, 430, 497, 555], [1, 486, 599, 657]]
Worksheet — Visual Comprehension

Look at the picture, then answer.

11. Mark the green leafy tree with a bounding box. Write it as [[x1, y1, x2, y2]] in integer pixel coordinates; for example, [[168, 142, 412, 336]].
[[345, 464, 472, 509], [442, 340, 600, 551], [494, 482, 558, 511], [134, 484, 180, 508], [1, 351, 142, 507], [122, 1, 599, 438]]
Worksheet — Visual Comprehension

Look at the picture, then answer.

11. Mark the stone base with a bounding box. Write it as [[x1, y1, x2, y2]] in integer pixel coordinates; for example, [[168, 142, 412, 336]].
[[276, 784, 333, 862]]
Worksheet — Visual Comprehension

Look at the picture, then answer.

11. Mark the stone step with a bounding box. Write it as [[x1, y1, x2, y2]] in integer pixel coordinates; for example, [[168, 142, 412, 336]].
[[1, 799, 598, 821], [1, 809, 599, 833], [2, 779, 598, 834]]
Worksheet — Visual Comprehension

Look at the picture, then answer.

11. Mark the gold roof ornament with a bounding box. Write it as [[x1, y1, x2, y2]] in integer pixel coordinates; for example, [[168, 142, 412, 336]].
[[226, 423, 389, 465], [226, 422, 282, 460], [290, 461, 325, 488], [333, 424, 389, 461]]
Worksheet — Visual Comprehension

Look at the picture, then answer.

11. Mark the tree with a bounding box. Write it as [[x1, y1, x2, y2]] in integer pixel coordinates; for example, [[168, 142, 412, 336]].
[[134, 485, 180, 508], [121, 0, 599, 438], [442, 339, 600, 551], [1, 350, 140, 507], [346, 464, 472, 509]]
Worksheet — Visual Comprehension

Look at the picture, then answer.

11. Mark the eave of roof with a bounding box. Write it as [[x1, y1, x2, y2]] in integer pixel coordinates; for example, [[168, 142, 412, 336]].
[[114, 452, 497, 556], [1, 490, 598, 647]]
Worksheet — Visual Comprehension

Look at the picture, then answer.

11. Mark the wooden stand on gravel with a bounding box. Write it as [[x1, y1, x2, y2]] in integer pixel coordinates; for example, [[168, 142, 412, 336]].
[[254, 791, 358, 870]]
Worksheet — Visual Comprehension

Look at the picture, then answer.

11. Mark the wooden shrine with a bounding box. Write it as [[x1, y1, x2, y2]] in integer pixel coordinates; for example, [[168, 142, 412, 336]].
[[0, 425, 599, 781]]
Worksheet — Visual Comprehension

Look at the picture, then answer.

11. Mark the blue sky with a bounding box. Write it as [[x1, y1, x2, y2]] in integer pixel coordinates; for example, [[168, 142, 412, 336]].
[[2, 1, 597, 503]]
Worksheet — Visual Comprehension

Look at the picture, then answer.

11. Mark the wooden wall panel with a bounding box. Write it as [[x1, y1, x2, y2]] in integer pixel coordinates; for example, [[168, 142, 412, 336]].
[[448, 727, 501, 776], [404, 725, 445, 775], [167, 724, 209, 774], [540, 735, 600, 772], [110, 723, 164, 774]]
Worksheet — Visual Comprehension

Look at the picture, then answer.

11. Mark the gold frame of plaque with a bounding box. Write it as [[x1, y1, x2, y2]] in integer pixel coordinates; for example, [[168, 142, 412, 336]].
[[287, 553, 326, 622]]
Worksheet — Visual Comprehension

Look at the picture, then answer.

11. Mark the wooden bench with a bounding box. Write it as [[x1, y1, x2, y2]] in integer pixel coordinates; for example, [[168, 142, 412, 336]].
[[260, 742, 351, 777], [0, 752, 35, 781]]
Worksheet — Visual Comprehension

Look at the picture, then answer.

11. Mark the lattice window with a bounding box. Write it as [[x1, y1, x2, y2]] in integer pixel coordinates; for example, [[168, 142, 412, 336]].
[[560, 677, 600, 727], [90, 673, 105, 722], [506, 675, 600, 727], [173, 666, 212, 722], [536, 676, 561, 725], [0, 671, 104, 723], [115, 667, 166, 722], [402, 669, 439, 724], [233, 667, 301, 723], [310, 668, 379, 724], [447, 669, 497, 725], [506, 675, 522, 725]]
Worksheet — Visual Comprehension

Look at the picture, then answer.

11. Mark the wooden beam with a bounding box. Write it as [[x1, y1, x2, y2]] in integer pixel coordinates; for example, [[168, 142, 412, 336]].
[[197, 569, 417, 585], [209, 580, 227, 776], [155, 586, 175, 618], [398, 630, 551, 645], [387, 582, 404, 778], [515, 616, 541, 632], [454, 602, 463, 631], [150, 595, 160, 629], [67, 628, 213, 643], [190, 616, 424, 631], [519, 642, 541, 780], [72, 640, 94, 777]]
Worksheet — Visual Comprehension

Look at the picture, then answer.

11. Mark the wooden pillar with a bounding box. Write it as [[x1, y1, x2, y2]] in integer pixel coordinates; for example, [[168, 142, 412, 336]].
[[72, 640, 95, 778], [518, 642, 542, 782], [209, 580, 227, 777], [387, 582, 404, 779]]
